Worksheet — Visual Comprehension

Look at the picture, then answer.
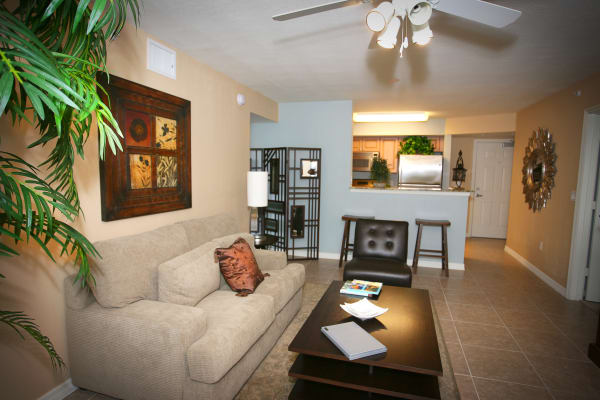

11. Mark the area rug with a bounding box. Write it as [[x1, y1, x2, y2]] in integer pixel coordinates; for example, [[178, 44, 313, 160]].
[[236, 282, 460, 399]]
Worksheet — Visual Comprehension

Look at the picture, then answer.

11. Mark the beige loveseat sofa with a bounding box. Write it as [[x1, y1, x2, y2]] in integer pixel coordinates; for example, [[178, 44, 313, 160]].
[[64, 214, 305, 400]]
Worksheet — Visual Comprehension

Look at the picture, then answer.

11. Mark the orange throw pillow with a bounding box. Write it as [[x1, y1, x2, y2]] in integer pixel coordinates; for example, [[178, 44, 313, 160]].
[[214, 238, 269, 296]]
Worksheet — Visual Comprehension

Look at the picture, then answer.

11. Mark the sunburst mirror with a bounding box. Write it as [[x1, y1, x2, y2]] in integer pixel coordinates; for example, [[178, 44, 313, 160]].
[[522, 128, 557, 212]]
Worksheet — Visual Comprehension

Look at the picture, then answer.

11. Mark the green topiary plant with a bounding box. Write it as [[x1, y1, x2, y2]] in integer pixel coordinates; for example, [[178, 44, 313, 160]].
[[370, 155, 390, 184], [0, 0, 140, 369], [398, 136, 434, 155]]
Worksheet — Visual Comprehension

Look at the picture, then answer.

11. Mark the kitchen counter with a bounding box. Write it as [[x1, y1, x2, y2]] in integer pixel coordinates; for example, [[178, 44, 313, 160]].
[[350, 187, 472, 196]]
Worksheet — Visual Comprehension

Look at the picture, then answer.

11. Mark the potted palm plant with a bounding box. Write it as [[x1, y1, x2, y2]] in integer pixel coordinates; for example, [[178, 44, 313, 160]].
[[370, 156, 390, 188], [0, 0, 140, 369]]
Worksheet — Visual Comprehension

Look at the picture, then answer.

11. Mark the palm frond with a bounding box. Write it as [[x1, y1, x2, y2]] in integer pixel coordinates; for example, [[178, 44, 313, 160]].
[[0, 0, 141, 369], [0, 310, 65, 369]]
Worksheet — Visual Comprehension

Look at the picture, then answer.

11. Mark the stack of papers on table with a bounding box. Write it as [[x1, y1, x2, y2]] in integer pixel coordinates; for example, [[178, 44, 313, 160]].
[[321, 321, 387, 360], [340, 298, 388, 321]]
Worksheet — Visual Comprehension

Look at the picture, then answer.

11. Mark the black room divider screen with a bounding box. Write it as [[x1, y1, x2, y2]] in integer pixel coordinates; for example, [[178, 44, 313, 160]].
[[250, 147, 321, 260]]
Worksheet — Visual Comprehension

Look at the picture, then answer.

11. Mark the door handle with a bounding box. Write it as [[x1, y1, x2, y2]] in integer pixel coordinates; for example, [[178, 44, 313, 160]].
[[476, 194, 483, 198]]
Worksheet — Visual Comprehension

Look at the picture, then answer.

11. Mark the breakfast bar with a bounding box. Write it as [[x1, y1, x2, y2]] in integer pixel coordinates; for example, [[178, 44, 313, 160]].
[[341, 188, 470, 270]]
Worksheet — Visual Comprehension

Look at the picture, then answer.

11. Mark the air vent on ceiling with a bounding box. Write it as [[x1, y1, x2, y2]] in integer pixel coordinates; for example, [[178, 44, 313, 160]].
[[147, 38, 176, 79]]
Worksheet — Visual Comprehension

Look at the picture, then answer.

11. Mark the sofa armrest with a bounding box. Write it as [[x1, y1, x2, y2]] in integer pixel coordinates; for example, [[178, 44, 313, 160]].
[[254, 249, 287, 271], [64, 274, 95, 310], [67, 300, 207, 400]]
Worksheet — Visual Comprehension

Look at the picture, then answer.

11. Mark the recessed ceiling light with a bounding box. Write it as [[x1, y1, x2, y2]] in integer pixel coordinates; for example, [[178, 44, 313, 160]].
[[353, 112, 429, 122]]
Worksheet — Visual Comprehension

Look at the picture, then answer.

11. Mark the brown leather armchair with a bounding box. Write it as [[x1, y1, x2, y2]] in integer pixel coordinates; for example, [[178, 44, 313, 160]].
[[342, 219, 412, 288]]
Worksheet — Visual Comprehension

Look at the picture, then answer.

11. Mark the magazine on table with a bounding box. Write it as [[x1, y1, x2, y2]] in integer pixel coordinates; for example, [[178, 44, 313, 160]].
[[340, 279, 382, 297]]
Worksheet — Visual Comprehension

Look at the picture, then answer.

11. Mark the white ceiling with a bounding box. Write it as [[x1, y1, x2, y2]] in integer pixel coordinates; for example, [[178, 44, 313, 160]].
[[138, 0, 600, 117]]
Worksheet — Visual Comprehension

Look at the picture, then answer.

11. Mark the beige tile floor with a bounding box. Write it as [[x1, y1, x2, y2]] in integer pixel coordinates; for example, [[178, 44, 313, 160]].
[[66, 238, 600, 400]]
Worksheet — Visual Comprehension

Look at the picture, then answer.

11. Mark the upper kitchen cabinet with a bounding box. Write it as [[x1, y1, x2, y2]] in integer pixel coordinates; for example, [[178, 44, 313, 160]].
[[353, 136, 444, 174], [380, 138, 398, 173]]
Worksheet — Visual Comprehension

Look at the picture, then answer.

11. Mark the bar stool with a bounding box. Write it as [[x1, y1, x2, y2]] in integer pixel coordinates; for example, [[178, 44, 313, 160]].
[[338, 214, 375, 268], [412, 219, 451, 276]]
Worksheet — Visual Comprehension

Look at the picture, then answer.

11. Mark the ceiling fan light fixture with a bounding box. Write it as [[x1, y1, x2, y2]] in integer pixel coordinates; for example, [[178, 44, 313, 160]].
[[366, 1, 395, 32], [376, 16, 401, 49], [353, 112, 430, 123], [412, 22, 433, 45], [407, 1, 433, 26]]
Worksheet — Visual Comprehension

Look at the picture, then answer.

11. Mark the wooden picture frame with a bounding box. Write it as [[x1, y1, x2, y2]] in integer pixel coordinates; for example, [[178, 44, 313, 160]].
[[300, 159, 319, 179], [291, 205, 305, 238], [97, 74, 191, 221]]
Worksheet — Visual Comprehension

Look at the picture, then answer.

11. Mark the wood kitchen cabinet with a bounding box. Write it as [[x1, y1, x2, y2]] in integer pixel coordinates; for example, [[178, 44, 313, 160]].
[[380, 138, 398, 173], [353, 135, 444, 174]]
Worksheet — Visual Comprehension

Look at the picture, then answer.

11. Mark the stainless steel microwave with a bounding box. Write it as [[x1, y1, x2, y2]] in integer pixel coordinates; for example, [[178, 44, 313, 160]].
[[352, 151, 379, 172]]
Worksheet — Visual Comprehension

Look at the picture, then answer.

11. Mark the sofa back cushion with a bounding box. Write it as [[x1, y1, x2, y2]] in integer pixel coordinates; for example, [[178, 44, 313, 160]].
[[178, 214, 239, 250], [158, 241, 221, 306], [91, 224, 189, 308]]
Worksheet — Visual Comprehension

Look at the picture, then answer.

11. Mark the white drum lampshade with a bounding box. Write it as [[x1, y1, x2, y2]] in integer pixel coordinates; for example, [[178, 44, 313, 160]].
[[247, 171, 268, 207]]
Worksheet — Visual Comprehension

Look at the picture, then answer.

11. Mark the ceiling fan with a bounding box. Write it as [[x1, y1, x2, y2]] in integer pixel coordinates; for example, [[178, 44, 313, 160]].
[[273, 0, 521, 56]]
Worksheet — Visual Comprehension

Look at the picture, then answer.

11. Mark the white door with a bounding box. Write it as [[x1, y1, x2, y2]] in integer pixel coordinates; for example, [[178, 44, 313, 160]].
[[471, 141, 514, 238], [585, 152, 600, 302]]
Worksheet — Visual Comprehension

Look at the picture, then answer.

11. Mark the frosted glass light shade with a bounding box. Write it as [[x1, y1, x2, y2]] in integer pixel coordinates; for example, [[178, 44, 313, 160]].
[[366, 1, 395, 33], [412, 22, 433, 45], [247, 171, 268, 207], [377, 16, 401, 49], [408, 1, 432, 26]]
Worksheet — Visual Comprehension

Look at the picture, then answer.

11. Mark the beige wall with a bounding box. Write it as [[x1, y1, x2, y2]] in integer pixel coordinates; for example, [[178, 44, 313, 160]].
[[506, 73, 600, 287], [445, 113, 516, 135], [0, 24, 277, 399]]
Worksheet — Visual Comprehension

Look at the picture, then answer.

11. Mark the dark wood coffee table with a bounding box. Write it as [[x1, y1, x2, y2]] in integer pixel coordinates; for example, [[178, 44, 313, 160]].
[[288, 281, 443, 399]]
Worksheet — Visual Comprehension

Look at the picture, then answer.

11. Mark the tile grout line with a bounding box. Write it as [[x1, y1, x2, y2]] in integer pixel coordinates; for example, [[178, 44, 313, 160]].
[[468, 374, 549, 390], [538, 309, 595, 364], [439, 276, 482, 400], [489, 302, 557, 400]]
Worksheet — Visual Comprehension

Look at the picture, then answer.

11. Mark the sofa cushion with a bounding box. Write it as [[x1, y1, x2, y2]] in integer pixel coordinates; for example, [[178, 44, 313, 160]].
[[187, 290, 275, 384], [177, 214, 239, 250], [158, 241, 221, 306], [91, 224, 189, 308], [254, 263, 305, 312], [214, 238, 268, 296]]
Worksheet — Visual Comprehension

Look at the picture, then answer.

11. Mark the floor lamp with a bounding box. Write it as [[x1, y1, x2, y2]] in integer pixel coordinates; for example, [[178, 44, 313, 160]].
[[247, 171, 268, 236]]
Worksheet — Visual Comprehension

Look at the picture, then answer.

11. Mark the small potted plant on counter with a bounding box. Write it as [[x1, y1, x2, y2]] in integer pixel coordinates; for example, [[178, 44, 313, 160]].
[[370, 156, 390, 188]]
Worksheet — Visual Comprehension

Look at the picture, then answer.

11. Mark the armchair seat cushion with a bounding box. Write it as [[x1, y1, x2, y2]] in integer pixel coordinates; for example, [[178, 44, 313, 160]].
[[254, 263, 305, 312], [187, 290, 275, 384], [343, 258, 412, 288]]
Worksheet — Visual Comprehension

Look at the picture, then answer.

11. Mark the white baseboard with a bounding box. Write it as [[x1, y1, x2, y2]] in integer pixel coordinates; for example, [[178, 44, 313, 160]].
[[407, 259, 465, 271], [38, 378, 77, 400], [504, 246, 566, 297], [316, 252, 464, 270], [319, 251, 348, 260]]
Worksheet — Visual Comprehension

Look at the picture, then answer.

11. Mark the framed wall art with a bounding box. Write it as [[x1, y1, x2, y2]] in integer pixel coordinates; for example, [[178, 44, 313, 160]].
[[290, 205, 305, 238], [97, 74, 191, 221], [300, 159, 319, 179]]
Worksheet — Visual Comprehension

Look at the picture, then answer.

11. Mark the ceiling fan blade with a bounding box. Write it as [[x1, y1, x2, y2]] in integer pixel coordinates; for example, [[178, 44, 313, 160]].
[[433, 0, 522, 28], [273, 0, 368, 21]]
